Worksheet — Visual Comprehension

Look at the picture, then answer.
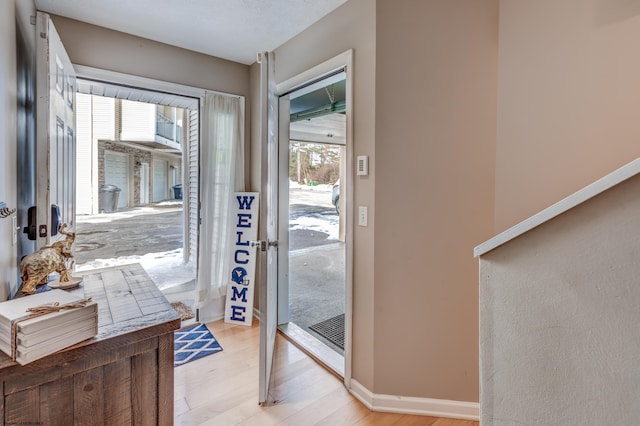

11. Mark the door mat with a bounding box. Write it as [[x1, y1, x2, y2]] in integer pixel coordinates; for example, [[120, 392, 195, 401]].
[[174, 324, 223, 367], [309, 313, 345, 349], [171, 301, 195, 321]]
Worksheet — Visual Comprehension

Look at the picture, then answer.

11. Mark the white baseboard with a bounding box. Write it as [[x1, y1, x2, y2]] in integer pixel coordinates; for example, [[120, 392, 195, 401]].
[[349, 379, 479, 421]]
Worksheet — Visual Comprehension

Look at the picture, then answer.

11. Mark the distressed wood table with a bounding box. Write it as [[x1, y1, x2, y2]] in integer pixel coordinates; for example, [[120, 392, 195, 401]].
[[0, 263, 180, 425]]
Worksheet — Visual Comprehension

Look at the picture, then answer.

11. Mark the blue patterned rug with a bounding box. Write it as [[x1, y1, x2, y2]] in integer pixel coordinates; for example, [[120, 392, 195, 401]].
[[174, 324, 223, 367]]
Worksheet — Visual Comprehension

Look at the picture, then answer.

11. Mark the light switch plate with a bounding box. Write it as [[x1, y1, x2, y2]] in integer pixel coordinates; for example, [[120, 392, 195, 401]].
[[357, 156, 368, 176], [358, 206, 368, 227]]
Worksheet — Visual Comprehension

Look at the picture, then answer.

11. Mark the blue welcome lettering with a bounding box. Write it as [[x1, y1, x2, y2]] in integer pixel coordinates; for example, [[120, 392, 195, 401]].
[[234, 249, 249, 264], [230, 305, 246, 321], [236, 231, 250, 246], [237, 213, 252, 228], [230, 286, 248, 302], [237, 195, 255, 210]]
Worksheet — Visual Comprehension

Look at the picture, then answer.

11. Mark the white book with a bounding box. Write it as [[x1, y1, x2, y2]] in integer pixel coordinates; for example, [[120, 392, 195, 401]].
[[0, 289, 93, 333], [0, 336, 11, 355], [0, 315, 97, 354], [15, 321, 98, 365], [18, 300, 97, 335], [0, 289, 97, 361], [17, 313, 98, 348], [0, 302, 97, 343]]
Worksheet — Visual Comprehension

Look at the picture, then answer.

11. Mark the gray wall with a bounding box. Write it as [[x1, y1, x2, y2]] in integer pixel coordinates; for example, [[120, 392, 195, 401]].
[[480, 174, 640, 424]]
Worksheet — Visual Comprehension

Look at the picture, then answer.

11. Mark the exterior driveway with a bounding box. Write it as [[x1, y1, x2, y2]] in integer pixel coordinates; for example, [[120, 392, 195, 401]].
[[74, 203, 183, 266]]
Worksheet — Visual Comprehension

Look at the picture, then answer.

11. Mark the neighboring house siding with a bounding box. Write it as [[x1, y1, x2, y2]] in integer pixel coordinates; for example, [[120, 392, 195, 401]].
[[76, 94, 117, 214], [120, 100, 155, 140], [79, 95, 184, 211]]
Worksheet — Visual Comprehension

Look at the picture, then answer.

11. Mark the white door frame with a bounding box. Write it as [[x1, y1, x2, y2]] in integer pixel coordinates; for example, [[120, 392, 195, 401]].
[[275, 50, 354, 386]]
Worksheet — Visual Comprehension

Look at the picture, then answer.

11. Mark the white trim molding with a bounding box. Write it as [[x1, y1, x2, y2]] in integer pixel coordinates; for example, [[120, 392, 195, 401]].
[[349, 379, 479, 421], [474, 157, 640, 257]]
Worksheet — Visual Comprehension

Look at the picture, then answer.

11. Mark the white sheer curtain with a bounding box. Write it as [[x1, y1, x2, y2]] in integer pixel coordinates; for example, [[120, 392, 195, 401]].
[[195, 92, 244, 311]]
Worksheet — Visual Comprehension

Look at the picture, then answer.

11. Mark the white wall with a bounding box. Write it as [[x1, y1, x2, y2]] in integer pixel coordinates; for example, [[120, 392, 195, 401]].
[[480, 173, 640, 424]]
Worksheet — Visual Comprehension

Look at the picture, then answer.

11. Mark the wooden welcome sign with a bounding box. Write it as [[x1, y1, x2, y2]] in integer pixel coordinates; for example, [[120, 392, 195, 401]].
[[224, 192, 259, 326]]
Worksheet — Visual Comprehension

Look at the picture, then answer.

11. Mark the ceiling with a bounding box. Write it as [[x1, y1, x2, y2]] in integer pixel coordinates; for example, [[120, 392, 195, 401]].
[[34, 0, 348, 65], [42, 0, 349, 145]]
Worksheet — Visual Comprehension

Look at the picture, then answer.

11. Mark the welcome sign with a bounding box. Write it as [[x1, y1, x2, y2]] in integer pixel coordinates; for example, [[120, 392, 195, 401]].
[[224, 192, 259, 326]]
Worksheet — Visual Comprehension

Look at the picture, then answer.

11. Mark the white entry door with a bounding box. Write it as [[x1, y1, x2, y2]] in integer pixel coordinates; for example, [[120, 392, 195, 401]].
[[258, 51, 279, 405], [35, 12, 76, 248]]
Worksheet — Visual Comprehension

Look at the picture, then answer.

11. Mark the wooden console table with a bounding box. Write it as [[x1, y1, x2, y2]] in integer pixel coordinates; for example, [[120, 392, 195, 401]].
[[0, 263, 180, 425]]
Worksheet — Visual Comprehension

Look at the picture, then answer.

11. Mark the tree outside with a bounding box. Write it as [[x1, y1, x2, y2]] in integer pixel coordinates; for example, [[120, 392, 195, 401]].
[[289, 142, 340, 186]]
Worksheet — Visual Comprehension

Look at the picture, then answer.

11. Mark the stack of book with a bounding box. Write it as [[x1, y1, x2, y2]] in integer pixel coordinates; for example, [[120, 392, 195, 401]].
[[0, 289, 98, 365]]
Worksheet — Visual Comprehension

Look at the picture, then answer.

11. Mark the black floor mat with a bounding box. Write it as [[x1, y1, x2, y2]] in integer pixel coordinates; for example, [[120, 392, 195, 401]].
[[309, 313, 345, 349]]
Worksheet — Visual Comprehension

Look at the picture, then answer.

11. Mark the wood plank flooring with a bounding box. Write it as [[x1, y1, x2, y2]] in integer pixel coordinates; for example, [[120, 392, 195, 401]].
[[174, 320, 479, 426]]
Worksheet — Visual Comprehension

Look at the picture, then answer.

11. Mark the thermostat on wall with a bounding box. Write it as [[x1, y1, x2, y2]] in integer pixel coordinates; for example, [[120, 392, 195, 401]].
[[357, 155, 368, 176]]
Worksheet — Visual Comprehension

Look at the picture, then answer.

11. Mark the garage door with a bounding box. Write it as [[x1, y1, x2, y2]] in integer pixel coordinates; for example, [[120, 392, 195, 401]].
[[153, 159, 168, 202], [104, 151, 129, 209]]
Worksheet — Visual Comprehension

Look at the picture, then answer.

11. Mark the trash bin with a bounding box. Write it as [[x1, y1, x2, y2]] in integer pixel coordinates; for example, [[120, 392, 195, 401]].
[[172, 184, 183, 200], [99, 184, 121, 213]]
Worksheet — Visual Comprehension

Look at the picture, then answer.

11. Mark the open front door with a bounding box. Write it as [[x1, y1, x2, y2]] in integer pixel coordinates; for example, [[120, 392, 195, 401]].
[[258, 51, 279, 405], [35, 12, 76, 248]]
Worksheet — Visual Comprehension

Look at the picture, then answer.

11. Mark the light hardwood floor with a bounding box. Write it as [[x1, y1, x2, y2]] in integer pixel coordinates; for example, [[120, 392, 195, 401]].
[[174, 320, 479, 426]]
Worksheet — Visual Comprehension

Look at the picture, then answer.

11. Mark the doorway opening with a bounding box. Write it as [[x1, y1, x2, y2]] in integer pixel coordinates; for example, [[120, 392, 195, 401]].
[[278, 73, 348, 375], [72, 80, 199, 312]]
